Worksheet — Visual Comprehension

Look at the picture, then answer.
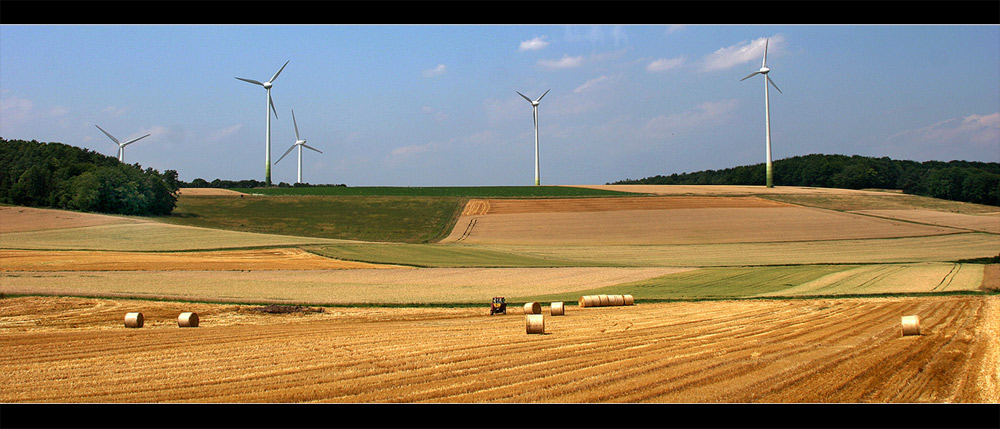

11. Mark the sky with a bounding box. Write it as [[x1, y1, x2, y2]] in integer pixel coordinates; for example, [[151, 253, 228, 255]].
[[1, 24, 998, 186]]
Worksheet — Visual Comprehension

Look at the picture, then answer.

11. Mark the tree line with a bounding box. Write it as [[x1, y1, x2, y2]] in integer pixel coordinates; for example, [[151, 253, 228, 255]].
[[0, 138, 179, 216], [610, 154, 1000, 206]]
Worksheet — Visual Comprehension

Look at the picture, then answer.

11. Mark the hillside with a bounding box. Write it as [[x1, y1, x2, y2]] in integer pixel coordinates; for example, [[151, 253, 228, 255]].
[[611, 154, 1000, 206]]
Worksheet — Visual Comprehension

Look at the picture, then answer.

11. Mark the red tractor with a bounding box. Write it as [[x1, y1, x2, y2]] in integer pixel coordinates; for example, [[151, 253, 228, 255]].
[[490, 297, 507, 315]]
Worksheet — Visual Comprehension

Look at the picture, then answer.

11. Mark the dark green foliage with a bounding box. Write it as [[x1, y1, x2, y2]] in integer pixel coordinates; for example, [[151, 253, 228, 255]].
[[612, 154, 1000, 206], [0, 138, 178, 215]]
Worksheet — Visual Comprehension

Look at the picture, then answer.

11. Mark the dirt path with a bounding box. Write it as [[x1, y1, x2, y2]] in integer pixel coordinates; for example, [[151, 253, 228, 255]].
[[2, 295, 995, 403]]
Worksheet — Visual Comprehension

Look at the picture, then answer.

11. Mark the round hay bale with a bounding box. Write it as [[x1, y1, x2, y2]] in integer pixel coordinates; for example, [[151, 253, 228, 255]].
[[623, 295, 634, 306], [598, 295, 610, 307], [901, 315, 920, 336], [524, 302, 541, 314], [124, 312, 144, 328], [551, 302, 565, 316], [579, 296, 588, 308], [178, 312, 199, 328], [526, 314, 545, 334], [610, 295, 624, 306]]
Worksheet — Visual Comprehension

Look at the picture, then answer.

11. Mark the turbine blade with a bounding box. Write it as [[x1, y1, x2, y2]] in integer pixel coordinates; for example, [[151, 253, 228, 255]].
[[536, 89, 551, 102], [269, 93, 278, 119], [516, 91, 533, 103], [275, 144, 296, 164], [122, 134, 151, 147], [767, 75, 782, 94], [303, 144, 322, 154], [740, 71, 761, 81], [270, 60, 290, 83], [95, 125, 120, 144], [235, 77, 264, 86], [292, 109, 300, 140], [762, 38, 769, 67]]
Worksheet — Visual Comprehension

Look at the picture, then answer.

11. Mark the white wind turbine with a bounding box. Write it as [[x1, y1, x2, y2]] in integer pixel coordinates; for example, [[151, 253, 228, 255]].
[[236, 60, 289, 187], [95, 125, 150, 163], [276, 109, 322, 184], [740, 38, 782, 188], [517, 89, 550, 186]]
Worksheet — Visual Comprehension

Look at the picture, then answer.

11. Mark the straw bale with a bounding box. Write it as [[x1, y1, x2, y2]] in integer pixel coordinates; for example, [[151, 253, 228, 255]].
[[598, 295, 610, 306], [178, 312, 199, 328], [901, 315, 920, 336], [624, 295, 634, 305], [551, 302, 565, 316], [124, 312, 144, 328], [579, 296, 588, 308], [525, 314, 545, 334], [610, 295, 624, 306], [524, 302, 541, 314]]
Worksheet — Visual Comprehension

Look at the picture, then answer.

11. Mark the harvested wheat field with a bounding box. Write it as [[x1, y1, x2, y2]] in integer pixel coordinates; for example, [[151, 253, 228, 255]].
[[443, 197, 963, 245], [177, 187, 247, 196], [0, 248, 393, 272], [0, 205, 149, 234], [0, 267, 686, 305], [0, 295, 996, 403]]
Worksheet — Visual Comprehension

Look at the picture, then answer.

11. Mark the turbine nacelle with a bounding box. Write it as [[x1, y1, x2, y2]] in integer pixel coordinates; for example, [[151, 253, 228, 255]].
[[759, 66, 770, 74]]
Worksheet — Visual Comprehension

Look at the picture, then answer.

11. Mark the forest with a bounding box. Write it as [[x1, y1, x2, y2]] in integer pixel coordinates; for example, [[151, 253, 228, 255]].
[[0, 138, 179, 216], [611, 154, 1000, 206]]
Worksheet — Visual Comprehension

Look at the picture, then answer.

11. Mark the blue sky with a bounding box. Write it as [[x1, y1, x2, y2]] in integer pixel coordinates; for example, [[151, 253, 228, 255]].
[[1, 24, 998, 186]]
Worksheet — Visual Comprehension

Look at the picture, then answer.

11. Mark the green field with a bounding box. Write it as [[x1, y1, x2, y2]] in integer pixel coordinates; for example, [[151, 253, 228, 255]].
[[232, 185, 639, 198], [168, 186, 640, 243], [517, 263, 989, 304]]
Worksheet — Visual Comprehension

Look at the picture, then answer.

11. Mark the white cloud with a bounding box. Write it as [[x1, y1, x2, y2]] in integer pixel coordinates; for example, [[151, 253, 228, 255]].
[[647, 57, 685, 72], [100, 105, 128, 117], [889, 112, 1000, 147], [208, 124, 243, 142], [421, 106, 447, 122], [422, 64, 446, 78], [701, 35, 785, 72], [0, 96, 34, 125], [391, 141, 439, 157], [539, 54, 584, 69], [574, 75, 612, 94], [519, 36, 549, 51], [643, 99, 741, 135]]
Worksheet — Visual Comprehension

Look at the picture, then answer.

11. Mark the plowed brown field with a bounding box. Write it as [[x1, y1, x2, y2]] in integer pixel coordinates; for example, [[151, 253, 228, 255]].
[[443, 197, 963, 245], [1, 295, 996, 403]]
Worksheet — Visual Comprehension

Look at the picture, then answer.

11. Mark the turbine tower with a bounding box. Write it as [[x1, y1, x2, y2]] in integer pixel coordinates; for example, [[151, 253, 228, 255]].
[[276, 109, 322, 184], [95, 125, 150, 163], [236, 60, 289, 187], [517, 89, 550, 186], [740, 38, 781, 188]]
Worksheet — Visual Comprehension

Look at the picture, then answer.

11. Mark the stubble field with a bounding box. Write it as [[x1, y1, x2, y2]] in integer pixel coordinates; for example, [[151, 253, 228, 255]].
[[1, 185, 998, 404]]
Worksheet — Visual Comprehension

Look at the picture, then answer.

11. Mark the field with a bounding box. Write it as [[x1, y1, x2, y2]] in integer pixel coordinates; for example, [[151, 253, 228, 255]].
[[1, 185, 998, 405]]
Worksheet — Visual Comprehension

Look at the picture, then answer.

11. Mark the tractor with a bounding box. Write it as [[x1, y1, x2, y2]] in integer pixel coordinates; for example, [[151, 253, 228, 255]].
[[490, 297, 507, 315]]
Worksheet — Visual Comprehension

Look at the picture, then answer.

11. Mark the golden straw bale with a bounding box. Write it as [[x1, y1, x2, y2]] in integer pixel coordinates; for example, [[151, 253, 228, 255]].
[[524, 302, 541, 314], [551, 302, 565, 316], [526, 314, 545, 334], [178, 312, 199, 328], [124, 312, 143, 328], [901, 315, 920, 336]]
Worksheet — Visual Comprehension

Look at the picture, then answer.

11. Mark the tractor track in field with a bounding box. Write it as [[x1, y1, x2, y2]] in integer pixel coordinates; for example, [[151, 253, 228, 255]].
[[1, 295, 995, 403]]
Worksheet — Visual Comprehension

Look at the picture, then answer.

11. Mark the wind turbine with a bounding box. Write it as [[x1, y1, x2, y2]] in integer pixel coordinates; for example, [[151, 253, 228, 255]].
[[276, 109, 322, 184], [740, 38, 782, 188], [95, 125, 150, 163], [236, 60, 289, 187], [517, 89, 550, 186]]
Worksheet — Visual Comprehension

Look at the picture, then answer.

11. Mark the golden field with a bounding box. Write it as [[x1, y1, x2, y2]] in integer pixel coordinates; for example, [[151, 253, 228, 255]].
[[1, 185, 998, 403]]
